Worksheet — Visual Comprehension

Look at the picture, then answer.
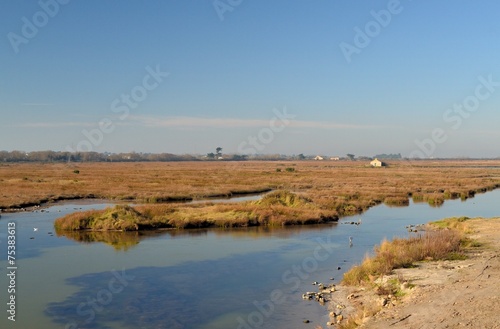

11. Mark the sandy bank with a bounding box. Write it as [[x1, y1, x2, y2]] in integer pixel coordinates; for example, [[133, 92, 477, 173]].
[[333, 217, 500, 328]]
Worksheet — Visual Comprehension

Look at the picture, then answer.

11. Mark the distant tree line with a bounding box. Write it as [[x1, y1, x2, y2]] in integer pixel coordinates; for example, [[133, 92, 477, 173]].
[[0, 150, 301, 163], [0, 151, 199, 163], [374, 153, 402, 159], [0, 150, 423, 163], [0, 150, 341, 163]]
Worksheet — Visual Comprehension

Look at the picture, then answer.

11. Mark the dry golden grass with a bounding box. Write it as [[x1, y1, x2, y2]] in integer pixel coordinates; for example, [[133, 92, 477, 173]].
[[342, 229, 463, 286], [339, 216, 490, 328], [337, 303, 380, 329], [2, 160, 500, 229], [54, 191, 338, 230], [430, 216, 472, 232], [1, 160, 500, 211]]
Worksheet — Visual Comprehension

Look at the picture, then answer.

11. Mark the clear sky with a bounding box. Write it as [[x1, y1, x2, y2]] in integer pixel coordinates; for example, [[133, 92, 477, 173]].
[[2, 0, 500, 157]]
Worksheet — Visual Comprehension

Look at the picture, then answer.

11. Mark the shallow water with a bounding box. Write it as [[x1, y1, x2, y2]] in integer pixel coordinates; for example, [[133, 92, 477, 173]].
[[0, 190, 499, 329]]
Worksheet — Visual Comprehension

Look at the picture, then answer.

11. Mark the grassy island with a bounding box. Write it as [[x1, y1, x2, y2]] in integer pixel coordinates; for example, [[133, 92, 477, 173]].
[[54, 190, 338, 231]]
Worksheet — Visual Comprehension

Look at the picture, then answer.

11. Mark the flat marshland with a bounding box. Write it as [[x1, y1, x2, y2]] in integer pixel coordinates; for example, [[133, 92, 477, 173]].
[[1, 160, 500, 230]]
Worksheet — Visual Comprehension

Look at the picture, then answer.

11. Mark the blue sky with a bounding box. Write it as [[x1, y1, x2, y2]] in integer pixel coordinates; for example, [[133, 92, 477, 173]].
[[1, 0, 500, 157]]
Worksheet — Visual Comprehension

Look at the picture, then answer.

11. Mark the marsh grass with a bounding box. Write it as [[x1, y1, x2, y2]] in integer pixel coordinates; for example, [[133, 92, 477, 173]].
[[431, 216, 471, 232], [54, 190, 339, 231], [339, 216, 489, 327], [383, 196, 409, 206], [423, 193, 445, 206], [337, 303, 380, 329], [342, 229, 463, 286], [431, 216, 487, 249], [2, 161, 500, 213], [54, 205, 151, 231], [4, 160, 500, 230]]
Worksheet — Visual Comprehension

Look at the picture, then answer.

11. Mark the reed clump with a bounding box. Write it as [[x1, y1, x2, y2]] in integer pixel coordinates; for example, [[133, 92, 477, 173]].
[[54, 205, 151, 231], [342, 229, 463, 286], [383, 196, 409, 206]]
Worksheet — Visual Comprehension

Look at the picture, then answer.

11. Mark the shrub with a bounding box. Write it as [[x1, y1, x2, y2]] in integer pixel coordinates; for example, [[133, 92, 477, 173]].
[[412, 193, 424, 202], [424, 193, 444, 206], [384, 196, 409, 206], [256, 190, 309, 207]]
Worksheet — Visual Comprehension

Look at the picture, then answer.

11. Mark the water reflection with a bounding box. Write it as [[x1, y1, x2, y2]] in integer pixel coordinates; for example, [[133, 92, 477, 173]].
[[56, 224, 339, 250], [55, 230, 143, 251], [46, 252, 285, 329]]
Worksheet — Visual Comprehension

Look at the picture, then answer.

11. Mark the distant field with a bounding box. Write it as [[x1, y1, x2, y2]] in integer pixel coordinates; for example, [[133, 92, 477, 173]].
[[2, 160, 500, 217]]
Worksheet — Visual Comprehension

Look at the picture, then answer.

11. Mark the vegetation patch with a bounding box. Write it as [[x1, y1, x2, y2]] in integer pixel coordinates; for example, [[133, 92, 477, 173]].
[[383, 196, 409, 206], [430, 216, 472, 233], [339, 216, 493, 328], [2, 161, 500, 215], [54, 190, 339, 231], [255, 190, 310, 207], [54, 205, 152, 231], [342, 229, 463, 286]]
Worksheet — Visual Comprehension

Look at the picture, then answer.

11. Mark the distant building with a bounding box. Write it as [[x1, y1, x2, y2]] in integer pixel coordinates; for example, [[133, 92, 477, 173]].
[[370, 158, 386, 167], [314, 156, 324, 160], [330, 157, 340, 161]]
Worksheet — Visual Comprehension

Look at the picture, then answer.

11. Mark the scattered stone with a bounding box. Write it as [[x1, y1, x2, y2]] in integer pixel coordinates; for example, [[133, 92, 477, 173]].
[[302, 292, 315, 300], [303, 319, 310, 323]]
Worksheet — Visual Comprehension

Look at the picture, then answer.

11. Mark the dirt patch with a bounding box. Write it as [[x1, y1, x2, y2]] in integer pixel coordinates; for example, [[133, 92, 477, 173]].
[[330, 218, 500, 329]]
